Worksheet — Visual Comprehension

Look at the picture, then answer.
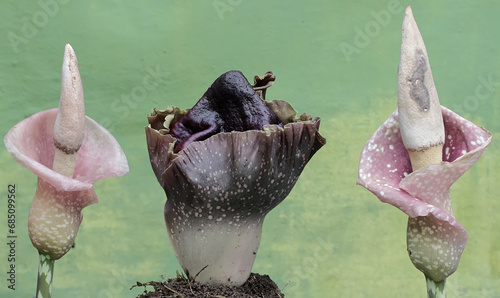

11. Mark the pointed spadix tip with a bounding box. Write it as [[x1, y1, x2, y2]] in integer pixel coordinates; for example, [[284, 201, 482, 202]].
[[62, 43, 79, 76], [404, 6, 413, 18], [65, 43, 74, 54], [401, 5, 420, 39], [54, 43, 85, 153], [397, 7, 444, 153]]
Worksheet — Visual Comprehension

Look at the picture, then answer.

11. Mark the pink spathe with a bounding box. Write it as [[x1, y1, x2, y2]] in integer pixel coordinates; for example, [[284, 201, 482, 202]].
[[357, 106, 492, 281], [4, 108, 129, 259]]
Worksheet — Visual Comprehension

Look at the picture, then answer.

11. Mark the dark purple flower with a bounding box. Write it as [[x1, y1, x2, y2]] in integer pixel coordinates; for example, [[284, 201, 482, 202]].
[[146, 71, 325, 286]]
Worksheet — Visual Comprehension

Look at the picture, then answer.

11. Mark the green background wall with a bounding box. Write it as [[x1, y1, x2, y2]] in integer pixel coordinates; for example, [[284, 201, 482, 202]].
[[1, 1, 499, 297]]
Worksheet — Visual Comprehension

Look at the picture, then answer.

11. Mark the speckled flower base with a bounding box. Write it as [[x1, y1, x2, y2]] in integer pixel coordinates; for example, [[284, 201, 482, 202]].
[[147, 98, 326, 286], [357, 106, 492, 280], [29, 178, 94, 259]]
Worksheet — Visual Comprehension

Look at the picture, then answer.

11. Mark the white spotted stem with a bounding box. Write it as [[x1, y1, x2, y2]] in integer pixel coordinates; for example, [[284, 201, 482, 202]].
[[426, 275, 446, 298], [36, 252, 54, 298]]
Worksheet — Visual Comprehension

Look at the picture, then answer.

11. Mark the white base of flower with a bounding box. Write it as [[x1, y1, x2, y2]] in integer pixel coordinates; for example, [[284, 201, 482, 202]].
[[167, 217, 263, 286], [29, 179, 82, 260]]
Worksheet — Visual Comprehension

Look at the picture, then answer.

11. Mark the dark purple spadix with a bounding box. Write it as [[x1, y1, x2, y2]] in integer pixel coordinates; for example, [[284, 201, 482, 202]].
[[146, 70, 325, 286], [170, 70, 282, 152]]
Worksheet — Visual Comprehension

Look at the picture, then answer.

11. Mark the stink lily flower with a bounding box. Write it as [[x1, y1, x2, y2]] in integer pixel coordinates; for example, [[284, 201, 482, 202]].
[[357, 6, 492, 298], [146, 70, 325, 286], [4, 44, 129, 298]]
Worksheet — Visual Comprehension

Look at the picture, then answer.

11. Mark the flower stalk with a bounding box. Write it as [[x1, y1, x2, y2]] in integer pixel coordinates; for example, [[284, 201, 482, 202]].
[[426, 275, 446, 298], [36, 252, 55, 298]]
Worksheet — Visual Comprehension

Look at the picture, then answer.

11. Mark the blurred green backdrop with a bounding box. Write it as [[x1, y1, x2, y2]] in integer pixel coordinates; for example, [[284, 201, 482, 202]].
[[1, 1, 499, 297]]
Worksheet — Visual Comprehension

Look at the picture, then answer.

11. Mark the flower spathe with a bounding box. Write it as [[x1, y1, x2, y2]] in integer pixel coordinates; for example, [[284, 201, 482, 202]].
[[357, 106, 492, 281], [146, 99, 325, 286], [4, 108, 129, 259]]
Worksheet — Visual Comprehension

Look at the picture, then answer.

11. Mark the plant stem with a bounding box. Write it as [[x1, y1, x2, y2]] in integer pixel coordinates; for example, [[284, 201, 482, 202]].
[[425, 275, 446, 298], [36, 252, 54, 298]]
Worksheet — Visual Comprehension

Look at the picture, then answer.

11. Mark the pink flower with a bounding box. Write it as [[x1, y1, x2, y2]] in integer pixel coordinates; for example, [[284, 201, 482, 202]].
[[4, 108, 129, 259], [357, 106, 492, 281]]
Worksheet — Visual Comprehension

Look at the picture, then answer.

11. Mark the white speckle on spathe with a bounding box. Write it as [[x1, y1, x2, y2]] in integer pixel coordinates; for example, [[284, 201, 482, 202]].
[[387, 164, 391, 168]]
